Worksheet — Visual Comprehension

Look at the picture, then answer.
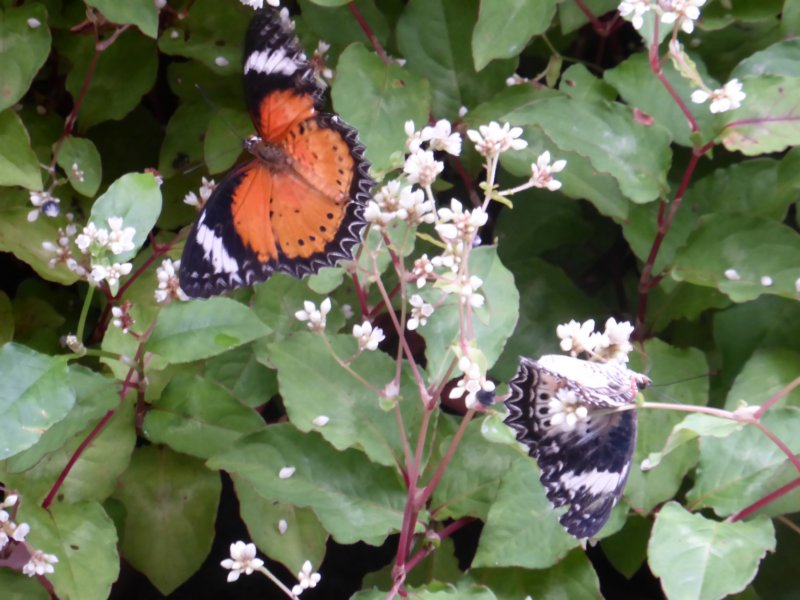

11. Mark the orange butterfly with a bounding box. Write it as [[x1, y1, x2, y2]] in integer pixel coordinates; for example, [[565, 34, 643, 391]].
[[180, 8, 373, 298]]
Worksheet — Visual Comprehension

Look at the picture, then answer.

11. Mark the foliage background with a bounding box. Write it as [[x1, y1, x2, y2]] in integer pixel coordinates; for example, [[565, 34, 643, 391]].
[[0, 0, 799, 598]]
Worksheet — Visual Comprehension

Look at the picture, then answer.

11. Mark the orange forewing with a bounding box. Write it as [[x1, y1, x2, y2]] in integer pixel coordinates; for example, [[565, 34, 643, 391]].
[[256, 89, 316, 143]]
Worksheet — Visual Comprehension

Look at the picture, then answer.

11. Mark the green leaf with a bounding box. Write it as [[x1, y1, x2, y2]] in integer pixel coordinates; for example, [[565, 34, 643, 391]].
[[713, 296, 800, 393], [300, 0, 391, 49], [604, 52, 718, 147], [625, 339, 708, 513], [422, 246, 519, 384], [88, 172, 162, 262], [4, 389, 134, 505], [158, 0, 248, 72], [559, 64, 618, 103], [0, 571, 48, 600], [732, 39, 800, 78], [62, 30, 158, 129], [0, 4, 51, 113], [85, 0, 159, 38], [648, 502, 775, 600], [270, 331, 419, 467], [487, 90, 672, 203], [356, 582, 498, 600], [719, 75, 800, 156], [784, 0, 800, 36], [725, 348, 800, 410], [642, 412, 745, 471], [204, 343, 278, 408], [0, 110, 43, 189], [54, 135, 102, 197], [208, 425, 407, 545], [396, 0, 515, 119], [672, 214, 800, 302], [432, 421, 518, 521], [113, 445, 221, 595], [687, 407, 800, 517], [203, 107, 250, 174], [600, 514, 652, 579], [470, 550, 603, 600], [0, 343, 74, 460], [472, 0, 557, 71], [20, 501, 119, 600], [233, 475, 328, 576], [332, 44, 431, 174], [144, 374, 265, 459], [146, 297, 270, 363], [474, 457, 579, 568]]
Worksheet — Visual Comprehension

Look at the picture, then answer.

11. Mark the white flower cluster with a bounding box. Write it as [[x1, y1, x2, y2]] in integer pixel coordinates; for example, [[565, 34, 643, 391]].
[[557, 317, 635, 362], [547, 388, 589, 431], [154, 258, 189, 304], [42, 215, 137, 288], [449, 356, 496, 409], [183, 177, 217, 210], [467, 121, 527, 159], [430, 198, 488, 277], [408, 294, 434, 330], [295, 298, 331, 332], [1, 494, 59, 578], [691, 78, 746, 113], [352, 320, 386, 351], [528, 151, 567, 191], [291, 560, 322, 597], [618, 0, 706, 34], [364, 181, 436, 227], [111, 301, 135, 334], [220, 541, 264, 582], [27, 190, 60, 222]]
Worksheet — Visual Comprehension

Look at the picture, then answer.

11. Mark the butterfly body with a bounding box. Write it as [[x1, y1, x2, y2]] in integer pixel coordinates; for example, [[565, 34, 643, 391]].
[[505, 355, 650, 539], [180, 9, 373, 298]]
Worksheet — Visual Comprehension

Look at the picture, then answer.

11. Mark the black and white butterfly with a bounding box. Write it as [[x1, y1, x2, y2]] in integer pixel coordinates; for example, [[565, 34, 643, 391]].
[[504, 354, 651, 539]]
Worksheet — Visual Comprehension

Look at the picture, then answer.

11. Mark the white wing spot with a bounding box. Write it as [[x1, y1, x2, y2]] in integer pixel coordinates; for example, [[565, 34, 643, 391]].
[[196, 214, 240, 276], [559, 468, 624, 497], [244, 48, 302, 76]]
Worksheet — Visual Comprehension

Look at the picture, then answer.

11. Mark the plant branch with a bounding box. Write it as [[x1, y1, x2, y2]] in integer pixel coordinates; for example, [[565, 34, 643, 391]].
[[731, 477, 800, 522], [348, 2, 389, 63]]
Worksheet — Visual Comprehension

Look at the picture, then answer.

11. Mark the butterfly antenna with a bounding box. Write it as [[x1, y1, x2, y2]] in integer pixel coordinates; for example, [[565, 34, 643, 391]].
[[651, 371, 717, 388]]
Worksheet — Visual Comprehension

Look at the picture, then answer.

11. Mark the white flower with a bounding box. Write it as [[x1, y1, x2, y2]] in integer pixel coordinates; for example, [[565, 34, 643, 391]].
[[557, 319, 601, 355], [353, 321, 385, 351], [295, 298, 332, 332], [279, 466, 296, 479], [600, 318, 634, 362], [1, 495, 18, 510], [410, 254, 435, 288], [22, 550, 58, 577], [365, 180, 404, 225], [64, 334, 85, 354], [71, 162, 85, 182], [455, 274, 485, 308], [466, 121, 527, 158], [27, 17, 41, 28], [659, 0, 706, 34], [27, 190, 60, 222], [618, 0, 652, 30], [111, 305, 134, 334], [241, 0, 279, 9], [215, 56, 229, 67], [76, 222, 102, 253], [422, 119, 462, 156], [312, 415, 330, 427], [548, 389, 589, 431], [397, 186, 435, 226], [155, 258, 189, 303], [11, 522, 30, 542], [760, 275, 773, 287], [408, 294, 434, 330], [278, 519, 288, 534], [220, 541, 264, 582], [724, 268, 741, 281], [505, 73, 530, 86], [431, 240, 466, 273], [292, 560, 322, 596], [106, 217, 136, 255], [405, 120, 424, 153], [435, 199, 487, 244], [458, 106, 469, 118], [104, 262, 133, 287], [449, 358, 495, 409], [691, 78, 745, 113], [184, 177, 217, 209], [528, 151, 567, 191], [404, 149, 444, 187]]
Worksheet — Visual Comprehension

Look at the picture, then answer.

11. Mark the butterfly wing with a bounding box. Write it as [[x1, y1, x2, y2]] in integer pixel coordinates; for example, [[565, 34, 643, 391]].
[[180, 8, 372, 298], [505, 356, 648, 539]]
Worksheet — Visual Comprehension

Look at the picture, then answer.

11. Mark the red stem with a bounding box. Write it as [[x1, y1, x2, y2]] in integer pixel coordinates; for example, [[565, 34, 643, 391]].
[[348, 2, 389, 64], [573, 0, 606, 36], [404, 517, 475, 572], [731, 477, 800, 522], [755, 376, 800, 419]]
